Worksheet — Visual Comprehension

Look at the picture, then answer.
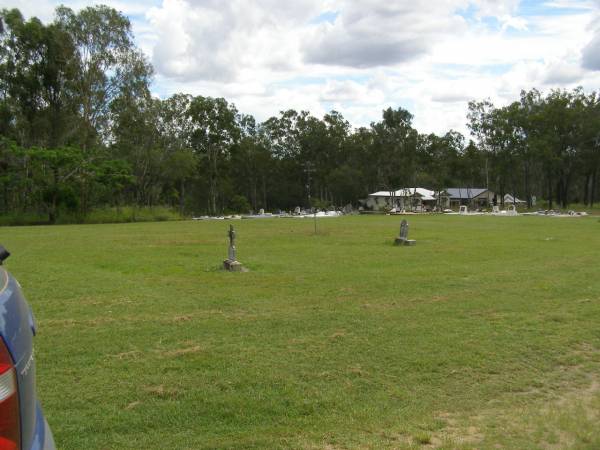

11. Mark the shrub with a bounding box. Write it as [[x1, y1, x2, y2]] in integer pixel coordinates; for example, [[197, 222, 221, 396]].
[[0, 206, 185, 226], [227, 195, 252, 214]]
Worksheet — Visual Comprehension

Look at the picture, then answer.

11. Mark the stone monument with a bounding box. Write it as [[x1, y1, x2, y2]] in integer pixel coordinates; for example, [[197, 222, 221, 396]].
[[459, 205, 468, 215], [223, 225, 245, 271], [394, 219, 416, 246], [506, 204, 518, 216]]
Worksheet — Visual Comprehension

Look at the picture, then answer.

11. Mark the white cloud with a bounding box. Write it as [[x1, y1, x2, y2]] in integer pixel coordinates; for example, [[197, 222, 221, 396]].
[[472, 0, 520, 17], [303, 1, 468, 68], [543, 60, 585, 84], [146, 0, 323, 81], [0, 0, 56, 22], [582, 34, 600, 70], [2, 0, 600, 136], [581, 8, 600, 70], [320, 80, 384, 104], [0, 0, 158, 22]]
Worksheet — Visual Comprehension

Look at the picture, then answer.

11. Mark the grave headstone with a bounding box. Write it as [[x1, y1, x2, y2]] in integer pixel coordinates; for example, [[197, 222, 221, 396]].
[[459, 205, 468, 215], [259, 208, 265, 215], [223, 224, 245, 271], [492, 205, 500, 214], [294, 206, 301, 215], [506, 204, 518, 216], [394, 219, 416, 246]]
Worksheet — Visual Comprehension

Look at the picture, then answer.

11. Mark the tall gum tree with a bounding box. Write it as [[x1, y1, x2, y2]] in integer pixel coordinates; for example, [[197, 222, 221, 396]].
[[188, 96, 240, 215], [55, 5, 153, 150]]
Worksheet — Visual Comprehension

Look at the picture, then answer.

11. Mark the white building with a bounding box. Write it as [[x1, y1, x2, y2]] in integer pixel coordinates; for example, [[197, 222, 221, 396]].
[[446, 188, 496, 209], [504, 194, 526, 205], [364, 188, 448, 211]]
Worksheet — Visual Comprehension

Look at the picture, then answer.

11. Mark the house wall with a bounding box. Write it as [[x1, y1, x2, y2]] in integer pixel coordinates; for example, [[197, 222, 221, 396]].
[[365, 196, 389, 209], [504, 195, 526, 205], [365, 196, 413, 210], [474, 191, 494, 207], [367, 195, 449, 211], [450, 191, 496, 209], [436, 196, 450, 209]]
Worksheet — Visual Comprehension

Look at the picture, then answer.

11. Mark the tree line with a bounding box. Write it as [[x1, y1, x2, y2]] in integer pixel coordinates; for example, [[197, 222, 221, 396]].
[[1, 5, 599, 223]]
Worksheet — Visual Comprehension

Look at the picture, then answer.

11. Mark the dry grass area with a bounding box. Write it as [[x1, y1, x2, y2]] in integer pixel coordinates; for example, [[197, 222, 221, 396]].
[[422, 344, 600, 449]]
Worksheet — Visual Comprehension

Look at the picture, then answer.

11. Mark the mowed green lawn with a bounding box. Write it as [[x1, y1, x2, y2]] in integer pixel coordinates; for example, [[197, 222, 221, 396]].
[[4, 215, 600, 449]]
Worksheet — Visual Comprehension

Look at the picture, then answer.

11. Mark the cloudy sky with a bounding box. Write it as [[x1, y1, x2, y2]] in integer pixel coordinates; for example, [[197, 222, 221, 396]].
[[3, 0, 600, 135]]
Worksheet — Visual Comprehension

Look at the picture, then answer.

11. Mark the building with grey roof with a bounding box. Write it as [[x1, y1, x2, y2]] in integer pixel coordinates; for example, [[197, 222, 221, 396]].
[[446, 188, 496, 209]]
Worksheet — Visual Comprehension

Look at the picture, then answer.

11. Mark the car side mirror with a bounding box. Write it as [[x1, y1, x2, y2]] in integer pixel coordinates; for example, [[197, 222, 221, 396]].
[[0, 246, 9, 265]]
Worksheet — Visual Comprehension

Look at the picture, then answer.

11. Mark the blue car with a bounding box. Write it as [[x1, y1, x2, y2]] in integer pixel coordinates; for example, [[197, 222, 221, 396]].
[[0, 246, 54, 450]]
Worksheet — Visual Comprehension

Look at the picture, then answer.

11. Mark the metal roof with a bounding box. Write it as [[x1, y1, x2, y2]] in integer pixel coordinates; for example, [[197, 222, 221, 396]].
[[504, 194, 526, 203], [369, 188, 436, 201], [446, 188, 489, 199]]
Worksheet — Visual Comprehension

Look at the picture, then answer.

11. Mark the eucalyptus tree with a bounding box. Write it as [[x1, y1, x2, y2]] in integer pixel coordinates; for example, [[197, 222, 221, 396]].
[[468, 99, 521, 205], [261, 109, 305, 159], [459, 139, 487, 194], [109, 91, 162, 207], [0, 10, 86, 219], [320, 111, 351, 203], [513, 90, 543, 207], [55, 5, 153, 149], [0, 8, 79, 148], [261, 110, 313, 207], [494, 101, 530, 206], [296, 114, 328, 204], [188, 96, 240, 215], [469, 88, 600, 209], [370, 107, 418, 208], [156, 94, 196, 213], [420, 131, 465, 208], [569, 90, 600, 206], [227, 115, 273, 211], [530, 89, 581, 208], [343, 127, 376, 194]]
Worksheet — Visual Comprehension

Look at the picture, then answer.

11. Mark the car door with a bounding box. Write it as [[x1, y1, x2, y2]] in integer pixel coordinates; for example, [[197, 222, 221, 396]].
[[0, 268, 37, 450]]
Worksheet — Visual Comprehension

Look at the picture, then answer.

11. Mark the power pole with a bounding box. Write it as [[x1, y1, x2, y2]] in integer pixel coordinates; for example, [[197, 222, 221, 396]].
[[304, 162, 317, 234]]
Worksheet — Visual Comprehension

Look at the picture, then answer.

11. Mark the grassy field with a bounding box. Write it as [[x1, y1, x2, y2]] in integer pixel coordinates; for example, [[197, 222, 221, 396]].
[[3, 215, 600, 449]]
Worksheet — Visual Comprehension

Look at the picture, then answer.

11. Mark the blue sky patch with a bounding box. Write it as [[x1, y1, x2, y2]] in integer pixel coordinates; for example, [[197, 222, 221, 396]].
[[310, 11, 339, 25], [518, 0, 593, 17], [11, 0, 598, 135]]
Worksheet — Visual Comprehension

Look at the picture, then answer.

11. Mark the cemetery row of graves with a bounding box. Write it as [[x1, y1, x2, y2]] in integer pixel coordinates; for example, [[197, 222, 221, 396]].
[[191, 186, 596, 222]]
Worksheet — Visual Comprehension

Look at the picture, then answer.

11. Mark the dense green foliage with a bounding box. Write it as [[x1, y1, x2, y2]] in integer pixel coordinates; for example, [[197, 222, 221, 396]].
[[468, 89, 600, 209], [4, 216, 600, 448], [1, 6, 599, 223]]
